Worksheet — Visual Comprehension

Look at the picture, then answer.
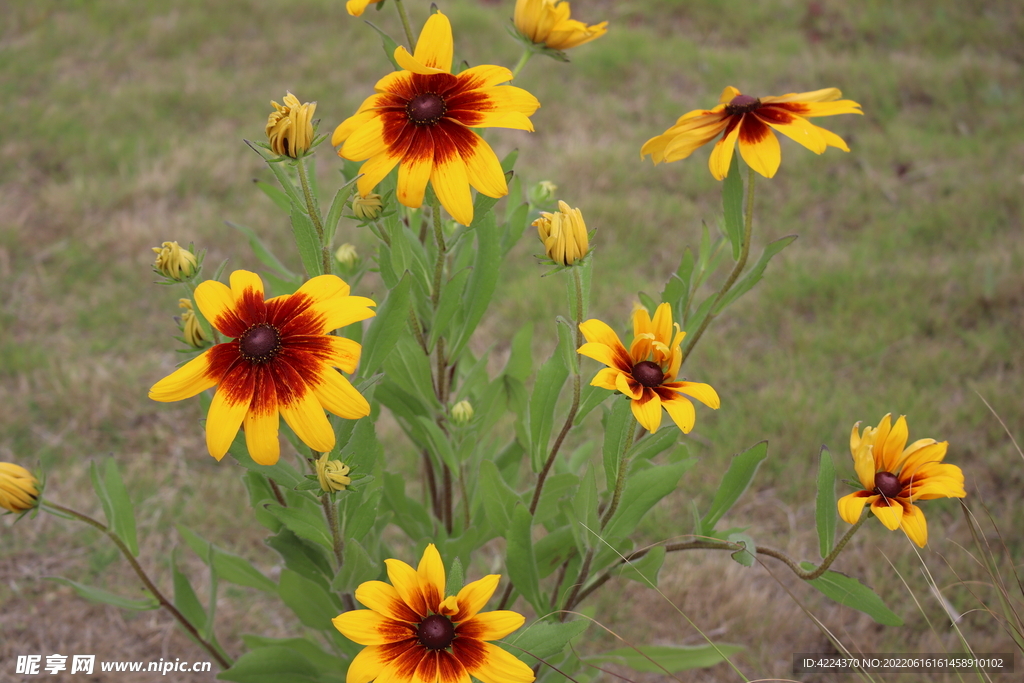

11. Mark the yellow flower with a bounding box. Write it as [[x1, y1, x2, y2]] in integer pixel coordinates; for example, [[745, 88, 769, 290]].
[[514, 0, 608, 51], [352, 193, 384, 221], [578, 303, 719, 433], [332, 12, 540, 226], [333, 544, 534, 683], [316, 453, 352, 493], [451, 400, 474, 425], [152, 241, 198, 280], [641, 86, 862, 180], [533, 199, 589, 266], [346, 0, 374, 17], [837, 414, 966, 548], [178, 298, 207, 348], [149, 270, 375, 466], [266, 92, 317, 158], [0, 462, 39, 513]]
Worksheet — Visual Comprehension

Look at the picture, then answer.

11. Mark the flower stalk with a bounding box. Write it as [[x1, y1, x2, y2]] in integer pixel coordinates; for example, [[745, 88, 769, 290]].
[[295, 157, 333, 277], [511, 49, 532, 79]]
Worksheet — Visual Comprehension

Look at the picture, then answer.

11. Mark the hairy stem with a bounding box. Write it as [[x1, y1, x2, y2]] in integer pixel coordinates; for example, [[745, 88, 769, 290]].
[[599, 420, 641, 528], [295, 157, 332, 277], [322, 493, 345, 568]]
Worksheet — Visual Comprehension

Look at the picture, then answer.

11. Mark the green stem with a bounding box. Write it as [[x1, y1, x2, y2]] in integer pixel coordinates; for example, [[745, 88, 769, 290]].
[[600, 420, 641, 528], [511, 49, 533, 80], [430, 195, 446, 308], [296, 157, 332, 277], [40, 501, 232, 670], [393, 0, 417, 53], [679, 166, 756, 366], [322, 493, 344, 568]]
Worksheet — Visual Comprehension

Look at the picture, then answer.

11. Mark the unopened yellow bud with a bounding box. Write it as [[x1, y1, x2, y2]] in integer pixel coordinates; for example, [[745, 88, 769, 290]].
[[451, 400, 474, 425], [0, 462, 39, 513], [266, 92, 316, 158], [514, 0, 608, 51], [528, 180, 558, 206], [152, 241, 199, 280], [352, 193, 384, 221], [316, 453, 352, 493], [533, 200, 590, 266], [335, 243, 359, 269], [178, 298, 207, 348]]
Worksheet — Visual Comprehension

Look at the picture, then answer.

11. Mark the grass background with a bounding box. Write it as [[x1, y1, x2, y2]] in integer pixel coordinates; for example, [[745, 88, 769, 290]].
[[2, 0, 1022, 681]]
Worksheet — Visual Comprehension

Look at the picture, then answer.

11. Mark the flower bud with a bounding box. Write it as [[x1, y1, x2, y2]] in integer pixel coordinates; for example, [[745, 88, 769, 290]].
[[316, 453, 352, 493], [352, 193, 384, 221], [528, 180, 558, 206], [266, 92, 316, 158], [533, 200, 590, 266], [178, 298, 207, 348], [335, 243, 359, 269], [0, 462, 40, 513], [451, 400, 474, 425], [152, 241, 199, 281], [514, 0, 608, 52]]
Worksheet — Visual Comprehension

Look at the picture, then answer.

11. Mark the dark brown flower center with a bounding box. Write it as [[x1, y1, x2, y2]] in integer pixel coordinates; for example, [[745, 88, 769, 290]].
[[631, 360, 664, 388], [873, 471, 902, 499], [417, 614, 455, 650], [725, 94, 761, 115], [407, 92, 447, 126], [239, 324, 281, 363]]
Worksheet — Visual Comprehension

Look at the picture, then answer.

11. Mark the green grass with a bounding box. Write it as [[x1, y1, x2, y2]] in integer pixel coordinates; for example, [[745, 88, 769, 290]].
[[2, 0, 1023, 680]]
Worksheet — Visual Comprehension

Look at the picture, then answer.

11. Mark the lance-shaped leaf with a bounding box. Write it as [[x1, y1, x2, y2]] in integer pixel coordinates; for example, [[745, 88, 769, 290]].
[[698, 441, 768, 537], [815, 446, 838, 558], [801, 563, 903, 626], [506, 618, 589, 666], [506, 504, 543, 613], [722, 150, 744, 260], [47, 577, 158, 611], [89, 458, 138, 557], [290, 204, 323, 277], [714, 234, 798, 313], [359, 273, 412, 377], [586, 643, 745, 673]]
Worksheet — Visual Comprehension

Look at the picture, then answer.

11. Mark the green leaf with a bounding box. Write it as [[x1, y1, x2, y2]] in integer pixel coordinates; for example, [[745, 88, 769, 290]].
[[532, 472, 578, 524], [388, 216, 414, 276], [254, 179, 292, 213], [573, 383, 609, 426], [529, 331, 570, 471], [430, 267, 471, 347], [217, 646, 321, 683], [727, 532, 756, 568], [446, 556, 465, 595], [503, 323, 534, 381], [239, 637, 345, 677], [47, 577, 158, 611], [612, 545, 666, 586], [172, 549, 207, 631], [662, 247, 694, 316], [266, 527, 333, 592], [278, 568, 342, 629], [332, 537, 380, 594], [555, 316, 578, 374], [342, 488, 383, 543], [324, 178, 359, 249], [815, 446, 837, 559], [587, 643, 744, 673], [89, 458, 138, 556], [699, 441, 768, 536], [627, 428, 679, 465], [604, 459, 697, 541], [479, 459, 520, 532], [601, 399, 634, 489], [534, 526, 575, 579], [714, 234, 798, 313], [722, 151, 744, 260], [506, 504, 543, 613], [177, 525, 277, 593], [415, 416, 458, 471], [507, 618, 589, 666], [365, 21, 402, 71], [570, 466, 600, 551], [449, 210, 500, 358], [263, 503, 334, 550], [501, 201, 531, 256], [801, 563, 904, 626], [359, 273, 413, 377], [228, 221, 297, 281], [290, 204, 324, 277]]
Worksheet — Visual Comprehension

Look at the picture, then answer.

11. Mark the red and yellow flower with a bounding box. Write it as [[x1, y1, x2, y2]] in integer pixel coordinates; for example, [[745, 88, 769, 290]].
[[149, 270, 375, 466], [333, 544, 534, 683], [332, 11, 540, 226], [642, 86, 862, 180], [578, 303, 719, 433], [513, 0, 608, 51], [838, 414, 966, 547]]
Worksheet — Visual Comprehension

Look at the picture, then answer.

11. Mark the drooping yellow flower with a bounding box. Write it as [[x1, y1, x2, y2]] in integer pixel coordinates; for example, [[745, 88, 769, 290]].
[[266, 92, 317, 158], [149, 270, 375, 466], [178, 298, 207, 348], [333, 544, 534, 683], [838, 414, 965, 548], [0, 462, 39, 514], [642, 86, 862, 180], [578, 303, 719, 433], [346, 0, 374, 17], [152, 241, 198, 281], [316, 453, 352, 493], [533, 200, 589, 266], [514, 0, 608, 51], [332, 12, 540, 227]]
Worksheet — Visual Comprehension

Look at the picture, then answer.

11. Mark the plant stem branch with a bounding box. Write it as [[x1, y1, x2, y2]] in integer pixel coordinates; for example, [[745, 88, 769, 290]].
[[393, 0, 417, 53], [296, 157, 332, 277], [599, 420, 640, 528], [322, 493, 345, 568], [511, 50, 532, 80]]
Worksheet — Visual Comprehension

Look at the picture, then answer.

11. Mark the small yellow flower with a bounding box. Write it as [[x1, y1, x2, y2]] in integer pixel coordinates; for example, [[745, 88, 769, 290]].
[[0, 462, 39, 513], [266, 92, 317, 158], [345, 0, 375, 17], [333, 544, 534, 683], [838, 414, 966, 547], [578, 303, 719, 433], [335, 243, 359, 269], [451, 400, 474, 425], [316, 453, 352, 493], [352, 193, 384, 221], [178, 298, 207, 348], [514, 0, 608, 51], [533, 200, 589, 266], [152, 241, 198, 281]]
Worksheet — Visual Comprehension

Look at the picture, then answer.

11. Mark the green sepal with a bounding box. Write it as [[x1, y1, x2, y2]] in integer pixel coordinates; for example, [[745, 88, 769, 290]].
[[801, 563, 904, 626], [815, 446, 838, 558]]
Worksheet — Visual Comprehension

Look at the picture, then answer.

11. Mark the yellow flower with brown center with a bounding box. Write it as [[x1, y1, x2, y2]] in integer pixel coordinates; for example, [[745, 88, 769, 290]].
[[533, 199, 589, 266], [316, 453, 352, 493], [149, 270, 375, 466], [0, 462, 39, 514], [332, 11, 540, 227], [266, 92, 317, 158], [514, 0, 608, 51], [578, 303, 719, 433], [333, 544, 534, 683], [178, 298, 207, 348], [641, 86, 863, 180], [345, 0, 374, 17], [152, 241, 198, 280], [838, 414, 966, 548]]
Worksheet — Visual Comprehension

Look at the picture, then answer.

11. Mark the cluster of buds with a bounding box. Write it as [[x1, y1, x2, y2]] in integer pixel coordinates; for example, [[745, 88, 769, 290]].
[[533, 200, 590, 267], [266, 92, 317, 158], [152, 241, 199, 281], [0, 463, 39, 514]]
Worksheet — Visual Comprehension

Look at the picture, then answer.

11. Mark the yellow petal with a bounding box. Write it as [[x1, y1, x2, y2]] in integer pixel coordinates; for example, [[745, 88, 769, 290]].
[[149, 351, 217, 402], [899, 503, 928, 547], [417, 544, 447, 612], [457, 609, 524, 641], [762, 88, 843, 104], [879, 415, 909, 472], [354, 580, 421, 623], [671, 381, 720, 409], [195, 279, 242, 336], [761, 113, 827, 154], [589, 367, 621, 391], [205, 373, 253, 460], [718, 86, 742, 104], [708, 119, 742, 180], [737, 119, 781, 179], [430, 146, 474, 226], [462, 136, 508, 199], [244, 399, 280, 466], [579, 318, 625, 350], [343, 114, 391, 161], [456, 64, 514, 90], [316, 295, 377, 332], [278, 382, 335, 453], [230, 269, 264, 302], [412, 11, 454, 73], [345, 0, 374, 18], [661, 394, 696, 433], [332, 610, 414, 645], [837, 491, 873, 525], [631, 391, 662, 433], [397, 134, 434, 209], [356, 149, 407, 198], [345, 642, 418, 683], [615, 370, 643, 400], [324, 335, 362, 374], [386, 557, 428, 617], [458, 640, 535, 683], [449, 574, 499, 623], [870, 497, 903, 531], [577, 342, 621, 370]]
